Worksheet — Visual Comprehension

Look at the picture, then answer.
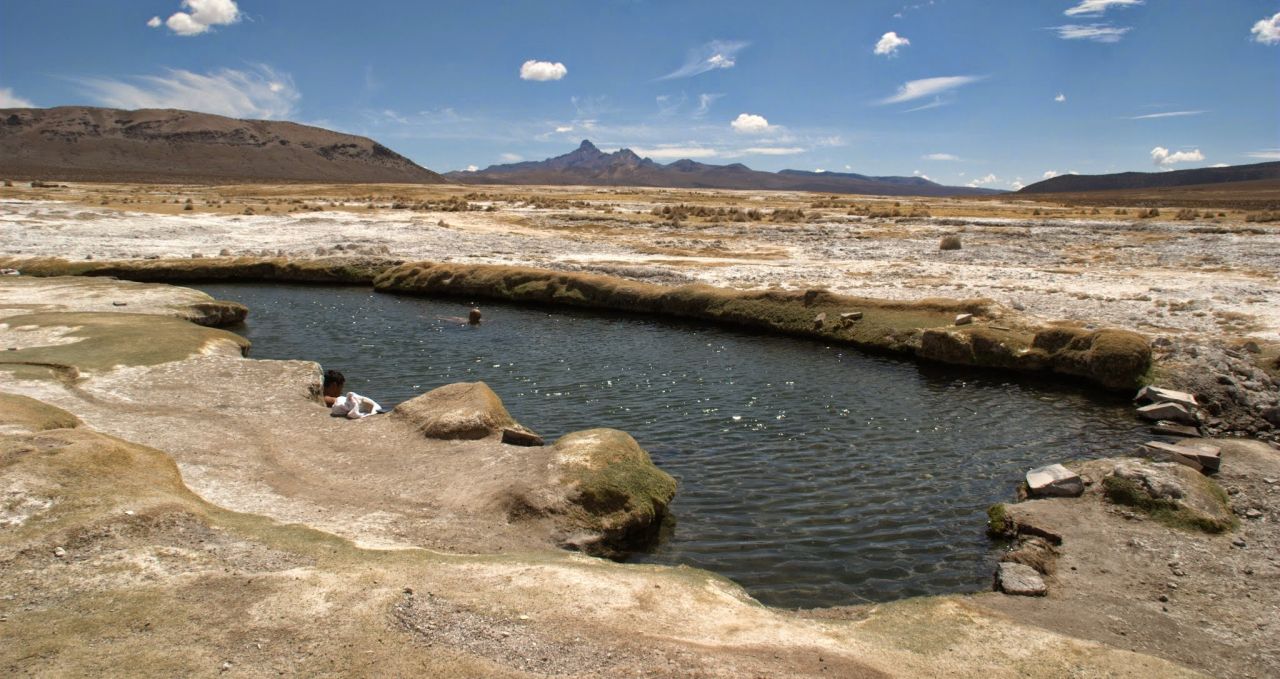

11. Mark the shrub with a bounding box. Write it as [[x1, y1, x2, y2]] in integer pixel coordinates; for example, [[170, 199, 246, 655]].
[[1174, 208, 1197, 220], [939, 234, 962, 250]]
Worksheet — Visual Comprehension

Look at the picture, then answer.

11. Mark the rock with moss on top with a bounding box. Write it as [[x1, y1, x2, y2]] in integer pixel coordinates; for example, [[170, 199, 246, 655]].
[[552, 428, 677, 556]]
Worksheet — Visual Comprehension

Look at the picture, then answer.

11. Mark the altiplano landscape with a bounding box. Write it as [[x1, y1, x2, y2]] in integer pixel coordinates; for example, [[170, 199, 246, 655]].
[[3, 1, 1280, 677]]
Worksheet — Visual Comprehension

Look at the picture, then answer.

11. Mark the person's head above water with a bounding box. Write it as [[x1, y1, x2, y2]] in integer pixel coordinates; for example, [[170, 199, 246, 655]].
[[468, 308, 482, 325], [323, 369, 345, 398]]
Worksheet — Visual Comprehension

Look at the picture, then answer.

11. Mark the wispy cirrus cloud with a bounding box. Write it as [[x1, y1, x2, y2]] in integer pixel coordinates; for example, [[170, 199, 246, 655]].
[[1064, 0, 1143, 17], [72, 65, 299, 119], [694, 93, 723, 117], [659, 40, 748, 80], [923, 152, 960, 161], [1244, 149, 1280, 160], [877, 75, 984, 105], [1126, 110, 1207, 120], [1053, 24, 1131, 42]]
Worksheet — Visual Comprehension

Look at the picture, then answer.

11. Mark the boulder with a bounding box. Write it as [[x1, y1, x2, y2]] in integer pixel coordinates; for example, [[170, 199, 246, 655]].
[[813, 312, 826, 329], [552, 428, 677, 554], [1136, 402, 1196, 425], [1089, 458, 1236, 533], [392, 381, 517, 440], [954, 313, 974, 326], [1135, 385, 1198, 409], [994, 562, 1047, 596], [1024, 463, 1085, 498], [839, 311, 863, 322]]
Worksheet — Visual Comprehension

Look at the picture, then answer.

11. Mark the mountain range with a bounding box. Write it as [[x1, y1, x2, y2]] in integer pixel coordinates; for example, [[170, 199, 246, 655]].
[[445, 140, 1002, 196], [0, 106, 445, 184]]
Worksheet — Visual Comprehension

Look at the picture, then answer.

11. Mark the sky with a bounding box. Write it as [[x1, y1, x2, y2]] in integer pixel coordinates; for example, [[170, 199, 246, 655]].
[[2, 0, 1279, 188]]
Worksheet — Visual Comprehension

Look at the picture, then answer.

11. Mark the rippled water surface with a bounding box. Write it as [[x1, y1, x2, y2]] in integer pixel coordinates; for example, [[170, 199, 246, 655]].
[[197, 283, 1149, 608]]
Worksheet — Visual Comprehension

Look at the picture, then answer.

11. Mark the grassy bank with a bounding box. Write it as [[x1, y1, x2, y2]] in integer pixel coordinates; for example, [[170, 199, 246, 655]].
[[0, 256, 1151, 390]]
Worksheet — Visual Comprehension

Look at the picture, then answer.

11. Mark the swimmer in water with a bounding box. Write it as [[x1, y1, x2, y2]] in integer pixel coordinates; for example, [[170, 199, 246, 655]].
[[437, 307, 484, 326]]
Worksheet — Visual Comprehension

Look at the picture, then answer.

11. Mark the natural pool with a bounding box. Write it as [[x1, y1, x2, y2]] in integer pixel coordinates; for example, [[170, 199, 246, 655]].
[[196, 283, 1150, 609]]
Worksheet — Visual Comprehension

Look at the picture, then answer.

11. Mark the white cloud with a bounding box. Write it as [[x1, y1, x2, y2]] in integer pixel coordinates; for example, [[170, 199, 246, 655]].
[[1009, 181, 1025, 190], [967, 173, 998, 187], [1150, 146, 1205, 167], [1042, 170, 1059, 179], [554, 125, 574, 133], [923, 152, 959, 161], [1127, 110, 1206, 120], [1252, 12, 1280, 45], [694, 93, 723, 117], [1064, 0, 1143, 17], [1054, 24, 1131, 42], [730, 113, 771, 134], [1209, 163, 1230, 168], [464, 165, 478, 172], [1245, 149, 1280, 160], [912, 170, 931, 181], [660, 40, 749, 79], [633, 146, 719, 160], [1054, 92, 1066, 102], [878, 75, 983, 105], [814, 168, 826, 173], [738, 146, 805, 155], [154, 0, 241, 36], [874, 31, 910, 56], [0, 86, 34, 108], [74, 65, 300, 119], [520, 60, 567, 81], [499, 153, 523, 162]]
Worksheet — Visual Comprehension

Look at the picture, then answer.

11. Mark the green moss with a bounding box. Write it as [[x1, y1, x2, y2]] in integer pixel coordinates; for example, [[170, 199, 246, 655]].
[[555, 429, 677, 554], [1101, 475, 1236, 533], [986, 503, 1011, 537]]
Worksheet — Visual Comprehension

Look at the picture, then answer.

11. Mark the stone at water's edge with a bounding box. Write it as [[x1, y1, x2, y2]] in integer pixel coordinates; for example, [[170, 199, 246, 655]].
[[1137, 402, 1197, 425], [1139, 441, 1221, 474], [994, 562, 1047, 596], [1135, 385, 1199, 409], [1152, 421, 1201, 438], [391, 381, 518, 440], [551, 428, 677, 555], [1025, 463, 1084, 498]]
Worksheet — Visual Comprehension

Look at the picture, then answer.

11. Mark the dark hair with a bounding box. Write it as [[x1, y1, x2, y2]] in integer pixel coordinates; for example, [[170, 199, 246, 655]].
[[323, 369, 345, 389]]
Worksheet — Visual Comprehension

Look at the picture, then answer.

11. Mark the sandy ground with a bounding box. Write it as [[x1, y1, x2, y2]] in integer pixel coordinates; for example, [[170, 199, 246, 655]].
[[2, 183, 1278, 342]]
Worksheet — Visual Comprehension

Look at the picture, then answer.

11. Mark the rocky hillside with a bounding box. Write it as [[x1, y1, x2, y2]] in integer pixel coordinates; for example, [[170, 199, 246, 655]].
[[447, 140, 1001, 197], [0, 106, 446, 184]]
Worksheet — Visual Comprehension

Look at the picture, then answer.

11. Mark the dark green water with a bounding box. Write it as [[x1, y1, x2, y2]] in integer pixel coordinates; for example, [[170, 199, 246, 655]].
[[197, 283, 1149, 609]]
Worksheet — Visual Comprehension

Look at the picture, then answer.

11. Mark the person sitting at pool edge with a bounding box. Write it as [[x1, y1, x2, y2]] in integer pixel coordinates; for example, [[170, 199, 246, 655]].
[[322, 369, 384, 419]]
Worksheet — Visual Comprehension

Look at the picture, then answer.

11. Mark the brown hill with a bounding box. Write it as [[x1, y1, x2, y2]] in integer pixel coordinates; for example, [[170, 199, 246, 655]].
[[445, 140, 1001, 197], [1018, 161, 1280, 194], [0, 106, 445, 184]]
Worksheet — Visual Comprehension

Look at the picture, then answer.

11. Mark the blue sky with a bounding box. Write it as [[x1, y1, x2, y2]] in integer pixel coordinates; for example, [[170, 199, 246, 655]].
[[2, 0, 1278, 187]]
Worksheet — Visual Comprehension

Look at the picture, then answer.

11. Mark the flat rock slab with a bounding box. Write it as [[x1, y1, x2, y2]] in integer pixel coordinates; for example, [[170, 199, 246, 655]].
[[1026, 463, 1085, 498], [1152, 421, 1201, 438], [995, 562, 1047, 596], [1137, 401, 1197, 425], [1135, 385, 1198, 408], [1139, 441, 1221, 474], [954, 313, 974, 326]]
